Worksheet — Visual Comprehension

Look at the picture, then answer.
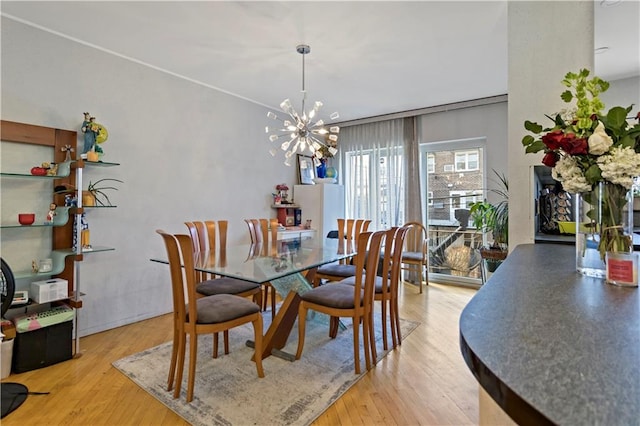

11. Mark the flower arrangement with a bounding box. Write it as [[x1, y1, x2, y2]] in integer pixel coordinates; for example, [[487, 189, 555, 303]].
[[522, 69, 640, 260]]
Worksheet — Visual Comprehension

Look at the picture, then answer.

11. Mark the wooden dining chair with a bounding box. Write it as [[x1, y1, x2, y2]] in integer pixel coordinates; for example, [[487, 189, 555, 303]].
[[156, 230, 264, 403], [400, 221, 429, 293], [185, 220, 263, 356], [244, 218, 279, 318], [314, 218, 372, 285], [341, 226, 409, 352], [296, 230, 385, 374]]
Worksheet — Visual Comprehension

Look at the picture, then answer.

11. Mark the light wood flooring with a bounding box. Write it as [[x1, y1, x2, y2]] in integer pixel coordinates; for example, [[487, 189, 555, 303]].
[[1, 282, 479, 425]]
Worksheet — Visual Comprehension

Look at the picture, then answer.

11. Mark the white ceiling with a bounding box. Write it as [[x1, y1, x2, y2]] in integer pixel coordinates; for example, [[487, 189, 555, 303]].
[[2, 1, 638, 123]]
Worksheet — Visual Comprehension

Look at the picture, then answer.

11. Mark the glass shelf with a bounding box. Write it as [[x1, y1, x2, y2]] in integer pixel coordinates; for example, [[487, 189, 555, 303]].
[[0, 206, 71, 228], [13, 249, 77, 280], [83, 159, 120, 167], [84, 205, 117, 209], [12, 246, 115, 279], [0, 160, 73, 178]]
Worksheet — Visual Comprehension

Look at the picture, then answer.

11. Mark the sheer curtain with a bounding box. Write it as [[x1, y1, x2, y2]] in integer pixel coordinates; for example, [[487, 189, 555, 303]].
[[336, 117, 421, 230]]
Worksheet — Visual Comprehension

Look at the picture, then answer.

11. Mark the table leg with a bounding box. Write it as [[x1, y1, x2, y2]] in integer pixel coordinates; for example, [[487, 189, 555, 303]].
[[248, 270, 345, 361]]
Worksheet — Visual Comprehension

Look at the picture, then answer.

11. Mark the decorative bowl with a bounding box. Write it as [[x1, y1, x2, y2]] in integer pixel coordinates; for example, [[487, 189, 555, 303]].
[[313, 178, 337, 184], [18, 213, 35, 225]]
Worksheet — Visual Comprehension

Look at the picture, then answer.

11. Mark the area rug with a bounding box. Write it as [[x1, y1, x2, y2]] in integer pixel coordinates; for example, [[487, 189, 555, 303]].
[[113, 313, 419, 426]]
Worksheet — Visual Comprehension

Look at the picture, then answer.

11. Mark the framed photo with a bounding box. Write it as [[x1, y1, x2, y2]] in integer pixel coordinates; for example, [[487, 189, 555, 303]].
[[297, 155, 316, 185]]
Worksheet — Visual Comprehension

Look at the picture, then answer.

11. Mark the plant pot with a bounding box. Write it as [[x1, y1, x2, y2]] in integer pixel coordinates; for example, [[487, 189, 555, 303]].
[[480, 246, 508, 261], [82, 191, 96, 207], [486, 259, 503, 273]]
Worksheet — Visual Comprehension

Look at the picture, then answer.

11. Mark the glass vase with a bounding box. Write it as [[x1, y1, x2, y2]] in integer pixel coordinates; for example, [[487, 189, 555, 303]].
[[316, 160, 326, 179], [575, 181, 634, 282]]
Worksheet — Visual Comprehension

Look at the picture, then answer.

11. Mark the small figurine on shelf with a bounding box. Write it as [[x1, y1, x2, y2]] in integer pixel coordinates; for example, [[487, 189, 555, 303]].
[[45, 203, 57, 225], [276, 183, 289, 203], [61, 144, 74, 162], [81, 212, 92, 251], [81, 112, 108, 158], [81, 112, 97, 155]]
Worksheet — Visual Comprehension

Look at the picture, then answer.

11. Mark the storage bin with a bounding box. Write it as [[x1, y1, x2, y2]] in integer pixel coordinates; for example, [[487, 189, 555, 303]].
[[12, 304, 74, 373], [1, 339, 14, 379]]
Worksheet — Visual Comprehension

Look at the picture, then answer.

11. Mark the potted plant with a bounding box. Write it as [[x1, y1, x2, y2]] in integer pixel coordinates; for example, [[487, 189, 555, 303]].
[[469, 170, 509, 272], [83, 178, 123, 206]]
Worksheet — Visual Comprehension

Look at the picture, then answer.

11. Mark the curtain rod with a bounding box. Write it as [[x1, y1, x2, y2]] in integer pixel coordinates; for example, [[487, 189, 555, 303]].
[[336, 94, 508, 127]]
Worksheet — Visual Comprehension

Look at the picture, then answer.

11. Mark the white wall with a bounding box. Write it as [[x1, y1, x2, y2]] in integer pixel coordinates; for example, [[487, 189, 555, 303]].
[[1, 18, 297, 336], [600, 76, 640, 111], [419, 101, 508, 206], [507, 1, 594, 251]]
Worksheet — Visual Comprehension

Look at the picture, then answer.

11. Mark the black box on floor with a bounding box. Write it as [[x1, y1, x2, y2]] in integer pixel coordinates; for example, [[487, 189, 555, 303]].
[[12, 319, 72, 373]]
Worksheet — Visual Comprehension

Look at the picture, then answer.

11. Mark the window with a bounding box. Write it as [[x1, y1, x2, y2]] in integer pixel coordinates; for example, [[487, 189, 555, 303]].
[[427, 154, 435, 173], [449, 191, 482, 223], [344, 147, 404, 229], [455, 150, 479, 171], [427, 191, 433, 206]]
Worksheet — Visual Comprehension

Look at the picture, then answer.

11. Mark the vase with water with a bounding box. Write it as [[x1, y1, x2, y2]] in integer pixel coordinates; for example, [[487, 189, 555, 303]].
[[575, 181, 634, 282]]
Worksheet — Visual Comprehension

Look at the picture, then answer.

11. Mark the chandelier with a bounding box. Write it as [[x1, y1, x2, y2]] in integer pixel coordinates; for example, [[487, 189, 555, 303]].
[[266, 44, 340, 166]]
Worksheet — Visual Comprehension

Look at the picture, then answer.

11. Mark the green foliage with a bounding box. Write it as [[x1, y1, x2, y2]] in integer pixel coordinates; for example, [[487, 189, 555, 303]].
[[468, 170, 509, 248], [87, 178, 123, 206]]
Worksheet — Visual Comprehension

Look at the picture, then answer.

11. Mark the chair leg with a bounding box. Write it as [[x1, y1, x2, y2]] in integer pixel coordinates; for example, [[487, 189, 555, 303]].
[[366, 310, 377, 366], [393, 297, 402, 346], [381, 299, 389, 351], [213, 332, 219, 358], [353, 315, 361, 374], [329, 316, 339, 338], [390, 299, 399, 348], [295, 305, 308, 360], [186, 331, 198, 403], [270, 285, 276, 321], [173, 331, 186, 399], [423, 263, 429, 289], [167, 321, 179, 391], [223, 330, 229, 355], [262, 285, 269, 311], [252, 315, 265, 378]]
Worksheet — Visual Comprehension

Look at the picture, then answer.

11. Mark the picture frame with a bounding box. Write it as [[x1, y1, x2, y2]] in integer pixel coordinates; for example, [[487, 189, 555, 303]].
[[297, 154, 316, 185]]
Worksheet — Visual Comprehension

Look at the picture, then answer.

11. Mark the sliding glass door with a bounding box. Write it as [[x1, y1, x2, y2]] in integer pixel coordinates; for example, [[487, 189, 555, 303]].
[[420, 138, 486, 286]]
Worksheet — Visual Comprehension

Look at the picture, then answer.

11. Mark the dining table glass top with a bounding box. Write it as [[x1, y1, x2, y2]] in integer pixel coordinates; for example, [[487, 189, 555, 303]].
[[152, 237, 354, 284]]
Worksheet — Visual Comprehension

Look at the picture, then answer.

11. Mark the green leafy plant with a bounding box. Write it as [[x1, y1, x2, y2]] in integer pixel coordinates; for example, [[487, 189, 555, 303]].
[[469, 170, 509, 250], [87, 178, 123, 206]]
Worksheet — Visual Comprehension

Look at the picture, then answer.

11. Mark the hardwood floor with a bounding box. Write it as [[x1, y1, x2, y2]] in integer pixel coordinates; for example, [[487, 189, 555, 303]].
[[1, 283, 479, 425]]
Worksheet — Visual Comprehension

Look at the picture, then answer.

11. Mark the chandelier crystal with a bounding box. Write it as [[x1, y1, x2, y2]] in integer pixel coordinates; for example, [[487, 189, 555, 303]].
[[266, 44, 340, 166]]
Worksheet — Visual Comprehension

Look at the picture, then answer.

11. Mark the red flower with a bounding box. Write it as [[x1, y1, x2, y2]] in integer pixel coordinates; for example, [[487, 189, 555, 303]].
[[542, 152, 559, 167], [541, 130, 564, 150], [560, 135, 588, 155]]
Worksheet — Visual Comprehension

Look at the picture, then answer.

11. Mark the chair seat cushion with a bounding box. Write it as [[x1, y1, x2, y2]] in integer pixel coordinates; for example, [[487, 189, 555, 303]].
[[196, 277, 260, 296], [340, 275, 387, 293], [402, 251, 424, 263], [189, 294, 260, 324], [300, 283, 362, 309], [316, 263, 357, 278]]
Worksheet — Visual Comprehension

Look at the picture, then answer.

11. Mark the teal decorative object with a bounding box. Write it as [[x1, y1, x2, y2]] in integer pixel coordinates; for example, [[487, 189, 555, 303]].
[[325, 166, 337, 180]]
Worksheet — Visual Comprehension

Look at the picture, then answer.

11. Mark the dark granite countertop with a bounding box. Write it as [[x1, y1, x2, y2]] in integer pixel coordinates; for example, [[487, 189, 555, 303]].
[[459, 244, 640, 425]]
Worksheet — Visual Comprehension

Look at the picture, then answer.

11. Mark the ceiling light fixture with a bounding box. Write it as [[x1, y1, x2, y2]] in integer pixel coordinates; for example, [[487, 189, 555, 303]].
[[265, 44, 339, 166]]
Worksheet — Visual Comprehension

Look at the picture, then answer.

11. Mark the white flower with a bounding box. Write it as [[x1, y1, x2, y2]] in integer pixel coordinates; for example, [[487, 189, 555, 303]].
[[587, 121, 613, 155], [597, 146, 640, 189], [551, 156, 592, 193]]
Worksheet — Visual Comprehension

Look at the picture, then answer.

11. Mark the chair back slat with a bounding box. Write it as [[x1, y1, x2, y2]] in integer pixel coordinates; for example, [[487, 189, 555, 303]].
[[184, 222, 199, 253], [157, 230, 188, 323], [352, 230, 385, 315], [204, 220, 217, 254]]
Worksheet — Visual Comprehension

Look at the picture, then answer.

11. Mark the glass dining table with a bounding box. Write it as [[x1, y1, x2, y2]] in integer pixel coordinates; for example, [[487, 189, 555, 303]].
[[152, 237, 354, 361]]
